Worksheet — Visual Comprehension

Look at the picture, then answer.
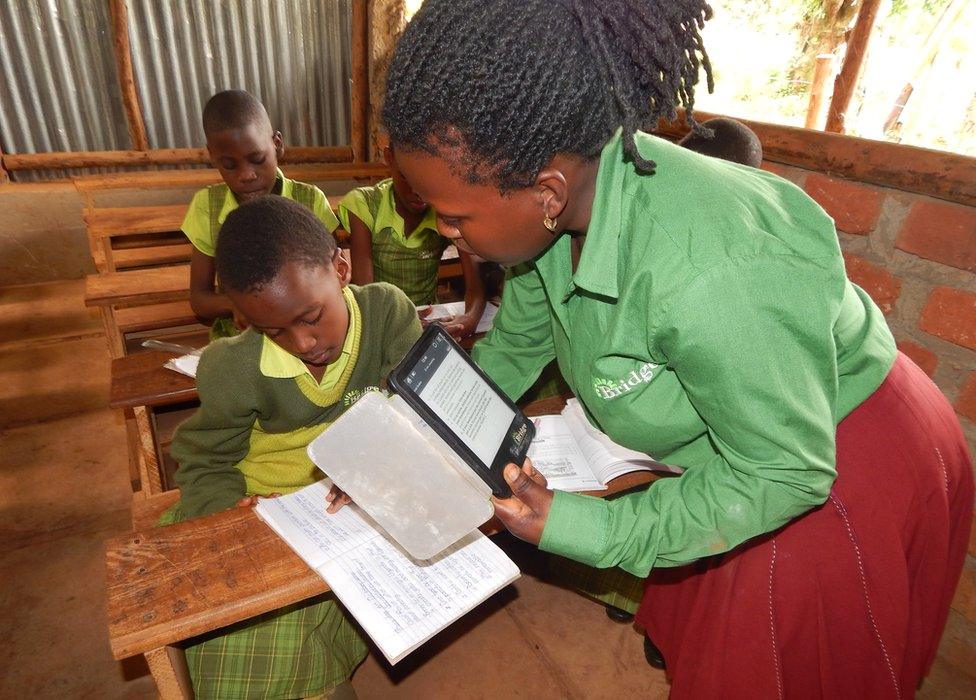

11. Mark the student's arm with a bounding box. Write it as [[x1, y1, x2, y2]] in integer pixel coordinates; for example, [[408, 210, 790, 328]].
[[442, 250, 487, 339], [471, 264, 556, 401], [347, 214, 375, 286], [170, 344, 257, 519], [188, 248, 235, 323]]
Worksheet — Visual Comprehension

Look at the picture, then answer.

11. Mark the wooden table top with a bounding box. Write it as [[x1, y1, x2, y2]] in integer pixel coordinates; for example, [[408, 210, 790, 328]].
[[109, 350, 198, 410], [104, 395, 656, 659], [85, 265, 190, 308]]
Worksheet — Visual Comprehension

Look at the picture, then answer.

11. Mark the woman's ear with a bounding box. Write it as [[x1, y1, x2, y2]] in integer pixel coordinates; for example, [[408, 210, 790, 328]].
[[534, 167, 569, 222], [333, 248, 352, 287]]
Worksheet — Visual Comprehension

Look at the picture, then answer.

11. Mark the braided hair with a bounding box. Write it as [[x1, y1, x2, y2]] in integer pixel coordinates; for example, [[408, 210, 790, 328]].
[[382, 0, 713, 190]]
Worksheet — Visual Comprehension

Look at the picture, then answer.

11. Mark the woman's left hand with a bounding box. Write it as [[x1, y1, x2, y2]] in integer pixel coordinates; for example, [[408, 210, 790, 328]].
[[491, 458, 554, 545], [440, 312, 478, 340]]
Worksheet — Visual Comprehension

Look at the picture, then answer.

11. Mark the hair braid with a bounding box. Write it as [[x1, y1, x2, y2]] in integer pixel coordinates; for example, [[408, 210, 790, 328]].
[[383, 0, 713, 189]]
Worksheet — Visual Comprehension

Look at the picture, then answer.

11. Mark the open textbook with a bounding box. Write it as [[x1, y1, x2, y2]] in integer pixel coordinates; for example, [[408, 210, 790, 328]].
[[528, 399, 682, 492], [255, 480, 520, 665], [416, 300, 499, 334]]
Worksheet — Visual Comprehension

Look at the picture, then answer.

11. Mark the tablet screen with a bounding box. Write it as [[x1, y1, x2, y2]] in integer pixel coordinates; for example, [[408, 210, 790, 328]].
[[401, 331, 516, 466]]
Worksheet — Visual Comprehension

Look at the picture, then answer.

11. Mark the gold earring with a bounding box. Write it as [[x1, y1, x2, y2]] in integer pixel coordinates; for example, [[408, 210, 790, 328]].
[[543, 215, 557, 233]]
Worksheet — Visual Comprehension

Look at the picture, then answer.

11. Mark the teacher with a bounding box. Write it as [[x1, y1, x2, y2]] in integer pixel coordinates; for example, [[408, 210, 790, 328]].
[[383, 0, 973, 697]]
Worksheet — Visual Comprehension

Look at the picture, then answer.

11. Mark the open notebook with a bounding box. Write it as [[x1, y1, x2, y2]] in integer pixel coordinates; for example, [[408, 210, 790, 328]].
[[255, 480, 519, 665], [528, 399, 682, 492]]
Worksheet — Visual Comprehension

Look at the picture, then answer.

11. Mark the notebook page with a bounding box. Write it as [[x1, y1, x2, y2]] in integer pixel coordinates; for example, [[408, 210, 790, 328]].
[[415, 301, 499, 334], [255, 481, 380, 570], [319, 530, 520, 664], [163, 353, 200, 378], [527, 415, 605, 492]]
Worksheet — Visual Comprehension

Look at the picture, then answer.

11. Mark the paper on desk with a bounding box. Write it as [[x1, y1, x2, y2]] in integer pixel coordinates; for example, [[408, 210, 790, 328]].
[[163, 353, 200, 378], [416, 301, 499, 334], [441, 245, 460, 261]]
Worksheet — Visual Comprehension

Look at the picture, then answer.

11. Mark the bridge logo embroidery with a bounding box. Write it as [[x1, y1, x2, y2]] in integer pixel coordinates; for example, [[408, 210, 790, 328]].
[[593, 362, 659, 400]]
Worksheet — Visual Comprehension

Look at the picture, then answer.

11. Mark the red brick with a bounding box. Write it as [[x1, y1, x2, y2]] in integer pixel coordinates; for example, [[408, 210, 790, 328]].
[[895, 340, 938, 377], [956, 372, 976, 424], [920, 286, 976, 351], [896, 200, 976, 273], [842, 252, 901, 315], [804, 173, 884, 235]]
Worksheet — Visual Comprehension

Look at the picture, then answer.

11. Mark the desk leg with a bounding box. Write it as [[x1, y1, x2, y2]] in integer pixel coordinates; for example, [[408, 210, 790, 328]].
[[145, 645, 193, 700], [133, 405, 164, 494]]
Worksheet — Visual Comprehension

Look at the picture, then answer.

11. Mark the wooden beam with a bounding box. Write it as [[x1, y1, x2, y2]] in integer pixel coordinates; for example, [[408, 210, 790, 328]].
[[0, 143, 9, 184], [350, 0, 370, 162], [804, 54, 835, 130], [109, 0, 149, 150], [3, 146, 353, 171], [657, 109, 976, 207], [825, 0, 882, 134]]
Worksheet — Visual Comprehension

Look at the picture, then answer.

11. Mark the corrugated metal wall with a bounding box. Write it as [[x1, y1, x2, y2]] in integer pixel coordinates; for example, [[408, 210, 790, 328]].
[[0, 0, 352, 181]]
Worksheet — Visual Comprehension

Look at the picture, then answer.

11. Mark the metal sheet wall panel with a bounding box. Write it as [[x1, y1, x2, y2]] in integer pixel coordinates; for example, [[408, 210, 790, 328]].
[[127, 0, 351, 150], [0, 0, 132, 181]]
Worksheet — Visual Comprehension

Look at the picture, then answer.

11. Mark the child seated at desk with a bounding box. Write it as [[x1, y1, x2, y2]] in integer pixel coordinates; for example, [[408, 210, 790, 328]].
[[339, 145, 486, 338], [162, 196, 421, 699], [182, 89, 345, 339]]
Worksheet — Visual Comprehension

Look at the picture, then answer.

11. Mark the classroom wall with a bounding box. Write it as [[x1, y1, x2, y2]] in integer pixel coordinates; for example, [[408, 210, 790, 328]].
[[765, 160, 976, 675]]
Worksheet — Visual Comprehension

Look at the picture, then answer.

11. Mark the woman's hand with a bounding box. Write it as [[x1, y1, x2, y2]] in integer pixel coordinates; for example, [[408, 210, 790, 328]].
[[491, 459, 554, 545], [325, 483, 353, 513], [440, 312, 478, 340]]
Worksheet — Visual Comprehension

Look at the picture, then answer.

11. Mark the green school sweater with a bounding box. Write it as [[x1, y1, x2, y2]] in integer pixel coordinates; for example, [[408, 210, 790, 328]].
[[473, 130, 896, 576], [171, 283, 422, 519]]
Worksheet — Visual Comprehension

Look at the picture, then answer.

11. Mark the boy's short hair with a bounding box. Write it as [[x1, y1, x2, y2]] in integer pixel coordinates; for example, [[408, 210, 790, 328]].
[[216, 196, 338, 293], [678, 117, 763, 168], [202, 89, 271, 137]]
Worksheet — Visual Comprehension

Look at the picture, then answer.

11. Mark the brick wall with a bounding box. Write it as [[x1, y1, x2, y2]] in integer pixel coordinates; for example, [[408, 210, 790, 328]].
[[766, 161, 976, 675]]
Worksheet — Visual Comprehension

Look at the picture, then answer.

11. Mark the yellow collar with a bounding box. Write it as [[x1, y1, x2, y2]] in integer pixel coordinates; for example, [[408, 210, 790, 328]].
[[217, 168, 290, 225], [259, 286, 359, 389]]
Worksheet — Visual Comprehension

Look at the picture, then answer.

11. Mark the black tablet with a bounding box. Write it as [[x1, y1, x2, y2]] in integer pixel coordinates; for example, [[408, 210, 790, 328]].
[[388, 324, 534, 498]]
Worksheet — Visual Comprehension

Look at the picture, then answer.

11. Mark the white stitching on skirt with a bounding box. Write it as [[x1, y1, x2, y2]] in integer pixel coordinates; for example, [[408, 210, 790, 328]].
[[829, 493, 902, 699], [936, 447, 949, 495], [768, 538, 784, 699]]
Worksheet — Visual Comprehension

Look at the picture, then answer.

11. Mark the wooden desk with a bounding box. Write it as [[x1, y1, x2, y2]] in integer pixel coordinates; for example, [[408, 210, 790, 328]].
[[110, 351, 197, 410], [104, 396, 654, 654], [85, 265, 190, 308]]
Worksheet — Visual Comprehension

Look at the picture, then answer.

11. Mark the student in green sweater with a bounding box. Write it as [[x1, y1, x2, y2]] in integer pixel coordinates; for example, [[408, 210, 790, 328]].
[[166, 195, 421, 699], [182, 90, 346, 340]]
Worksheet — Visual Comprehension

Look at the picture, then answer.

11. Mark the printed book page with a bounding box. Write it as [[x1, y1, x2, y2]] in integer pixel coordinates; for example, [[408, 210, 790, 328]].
[[255, 482, 519, 664], [527, 415, 606, 492]]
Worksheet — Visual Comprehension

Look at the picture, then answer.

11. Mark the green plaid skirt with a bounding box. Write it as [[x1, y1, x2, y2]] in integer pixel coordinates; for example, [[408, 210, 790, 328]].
[[547, 556, 645, 615], [159, 504, 367, 699]]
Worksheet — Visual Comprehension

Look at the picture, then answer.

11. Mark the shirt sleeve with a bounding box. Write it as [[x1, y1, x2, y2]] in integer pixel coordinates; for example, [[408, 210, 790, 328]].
[[378, 283, 424, 377], [310, 186, 341, 233], [170, 343, 256, 518], [181, 189, 215, 256], [540, 255, 843, 575], [338, 188, 374, 232], [472, 264, 557, 401]]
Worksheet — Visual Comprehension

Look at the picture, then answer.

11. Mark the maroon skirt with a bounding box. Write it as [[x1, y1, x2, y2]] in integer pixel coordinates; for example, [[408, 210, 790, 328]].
[[635, 353, 973, 699]]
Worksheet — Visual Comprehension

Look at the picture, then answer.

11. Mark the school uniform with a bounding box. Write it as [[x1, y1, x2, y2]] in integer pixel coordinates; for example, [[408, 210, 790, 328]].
[[338, 178, 447, 305], [163, 283, 421, 699], [181, 169, 342, 339], [473, 131, 973, 697]]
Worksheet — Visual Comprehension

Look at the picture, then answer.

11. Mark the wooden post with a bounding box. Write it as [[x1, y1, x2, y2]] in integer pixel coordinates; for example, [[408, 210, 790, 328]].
[[804, 54, 835, 130], [0, 144, 9, 184], [350, 0, 370, 162], [109, 0, 149, 151], [825, 0, 882, 134]]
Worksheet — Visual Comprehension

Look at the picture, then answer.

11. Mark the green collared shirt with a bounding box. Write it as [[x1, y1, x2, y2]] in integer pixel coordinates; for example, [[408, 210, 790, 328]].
[[182, 168, 341, 257], [472, 131, 895, 576], [338, 178, 447, 304]]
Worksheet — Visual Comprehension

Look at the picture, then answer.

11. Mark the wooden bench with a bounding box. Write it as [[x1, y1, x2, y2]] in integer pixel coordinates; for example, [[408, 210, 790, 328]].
[[105, 395, 656, 699]]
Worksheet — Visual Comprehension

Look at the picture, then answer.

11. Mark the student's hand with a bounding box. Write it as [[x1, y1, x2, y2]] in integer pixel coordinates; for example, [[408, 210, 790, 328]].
[[326, 484, 353, 513], [491, 459, 553, 546], [417, 307, 435, 327], [236, 493, 281, 508], [441, 313, 478, 340]]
